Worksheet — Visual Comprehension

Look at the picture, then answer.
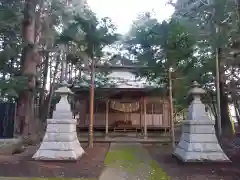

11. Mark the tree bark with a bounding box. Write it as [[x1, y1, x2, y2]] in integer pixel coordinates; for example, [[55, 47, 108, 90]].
[[234, 100, 240, 124], [219, 79, 232, 136], [16, 0, 40, 141], [39, 52, 49, 107]]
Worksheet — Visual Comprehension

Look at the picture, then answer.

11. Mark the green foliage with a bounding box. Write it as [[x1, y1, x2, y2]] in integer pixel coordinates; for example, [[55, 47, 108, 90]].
[[173, 0, 240, 126], [75, 71, 116, 88], [58, 7, 120, 89], [0, 0, 22, 34], [0, 0, 24, 101], [125, 13, 197, 109], [0, 76, 28, 99], [51, 94, 61, 105], [59, 10, 120, 58]]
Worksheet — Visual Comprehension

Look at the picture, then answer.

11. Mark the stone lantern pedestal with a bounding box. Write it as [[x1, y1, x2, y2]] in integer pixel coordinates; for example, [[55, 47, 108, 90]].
[[33, 84, 84, 160], [173, 82, 230, 162]]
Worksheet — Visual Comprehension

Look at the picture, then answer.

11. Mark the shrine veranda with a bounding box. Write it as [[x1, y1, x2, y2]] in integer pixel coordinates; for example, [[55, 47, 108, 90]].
[[72, 87, 171, 135]]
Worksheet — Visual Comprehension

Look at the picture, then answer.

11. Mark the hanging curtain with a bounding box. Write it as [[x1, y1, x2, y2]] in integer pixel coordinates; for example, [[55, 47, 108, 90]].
[[110, 100, 140, 112]]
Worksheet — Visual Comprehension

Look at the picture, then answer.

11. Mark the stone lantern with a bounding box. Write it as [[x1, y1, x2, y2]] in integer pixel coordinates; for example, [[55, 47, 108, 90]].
[[33, 82, 84, 160], [173, 81, 230, 162]]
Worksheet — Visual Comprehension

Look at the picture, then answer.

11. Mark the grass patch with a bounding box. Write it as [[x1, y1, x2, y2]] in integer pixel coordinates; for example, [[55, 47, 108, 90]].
[[104, 147, 142, 173], [148, 160, 169, 180], [104, 147, 169, 179], [104, 147, 138, 165]]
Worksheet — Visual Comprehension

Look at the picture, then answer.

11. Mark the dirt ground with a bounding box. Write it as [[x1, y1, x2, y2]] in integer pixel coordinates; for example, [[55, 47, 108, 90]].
[[1, 134, 240, 180], [144, 136, 240, 180], [0, 143, 109, 179]]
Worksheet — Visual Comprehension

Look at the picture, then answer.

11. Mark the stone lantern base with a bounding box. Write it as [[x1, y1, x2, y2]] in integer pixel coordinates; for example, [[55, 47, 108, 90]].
[[33, 119, 84, 160], [173, 120, 230, 162]]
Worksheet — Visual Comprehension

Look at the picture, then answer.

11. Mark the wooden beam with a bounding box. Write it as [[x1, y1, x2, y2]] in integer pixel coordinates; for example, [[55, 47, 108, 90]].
[[76, 64, 167, 72]]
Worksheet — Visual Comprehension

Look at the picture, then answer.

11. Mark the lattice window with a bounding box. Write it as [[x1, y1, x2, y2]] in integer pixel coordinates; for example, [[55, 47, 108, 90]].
[[146, 103, 163, 114]]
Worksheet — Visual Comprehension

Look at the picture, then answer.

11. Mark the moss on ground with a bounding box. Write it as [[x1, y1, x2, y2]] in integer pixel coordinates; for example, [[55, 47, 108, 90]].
[[104, 147, 142, 173], [104, 147, 169, 180], [148, 160, 169, 180], [104, 147, 138, 164]]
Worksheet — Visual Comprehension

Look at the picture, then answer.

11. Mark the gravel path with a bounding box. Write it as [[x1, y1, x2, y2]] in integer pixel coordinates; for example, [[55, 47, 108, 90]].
[[99, 139, 168, 180]]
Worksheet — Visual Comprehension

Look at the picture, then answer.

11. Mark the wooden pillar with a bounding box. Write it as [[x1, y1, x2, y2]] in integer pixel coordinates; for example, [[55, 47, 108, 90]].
[[88, 58, 95, 148], [84, 100, 87, 125], [143, 97, 147, 138], [105, 99, 109, 136], [140, 98, 142, 133], [151, 103, 154, 125], [169, 69, 175, 148]]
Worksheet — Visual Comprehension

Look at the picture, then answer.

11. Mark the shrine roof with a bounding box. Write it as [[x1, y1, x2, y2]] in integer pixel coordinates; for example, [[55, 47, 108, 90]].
[[72, 55, 167, 95]]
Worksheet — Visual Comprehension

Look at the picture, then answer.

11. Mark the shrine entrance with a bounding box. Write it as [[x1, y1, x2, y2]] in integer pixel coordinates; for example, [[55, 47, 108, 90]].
[[73, 87, 171, 140], [110, 99, 143, 134]]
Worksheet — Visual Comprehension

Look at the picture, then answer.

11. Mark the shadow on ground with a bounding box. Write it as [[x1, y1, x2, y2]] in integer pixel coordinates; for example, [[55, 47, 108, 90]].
[[0, 143, 109, 179], [144, 138, 240, 180]]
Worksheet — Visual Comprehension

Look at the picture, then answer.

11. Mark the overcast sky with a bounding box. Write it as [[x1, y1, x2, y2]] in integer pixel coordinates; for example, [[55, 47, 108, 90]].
[[87, 0, 175, 34]]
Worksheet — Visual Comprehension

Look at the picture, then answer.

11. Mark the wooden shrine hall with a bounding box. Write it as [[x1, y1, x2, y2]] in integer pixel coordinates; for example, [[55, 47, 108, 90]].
[[70, 62, 171, 136], [72, 87, 170, 135]]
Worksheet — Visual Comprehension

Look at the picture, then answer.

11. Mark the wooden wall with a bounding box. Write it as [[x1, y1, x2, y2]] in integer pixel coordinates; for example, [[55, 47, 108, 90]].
[[76, 96, 170, 128]]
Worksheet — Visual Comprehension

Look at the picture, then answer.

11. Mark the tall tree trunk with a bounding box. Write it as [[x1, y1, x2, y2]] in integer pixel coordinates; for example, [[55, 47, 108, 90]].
[[234, 100, 240, 124], [209, 92, 217, 121], [69, 63, 73, 83], [39, 52, 49, 107], [40, 53, 61, 122], [214, 47, 232, 137], [219, 78, 232, 136], [60, 50, 65, 82], [74, 66, 77, 81], [16, 0, 40, 141], [35, 0, 44, 43], [34, 0, 44, 115], [49, 57, 53, 84]]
